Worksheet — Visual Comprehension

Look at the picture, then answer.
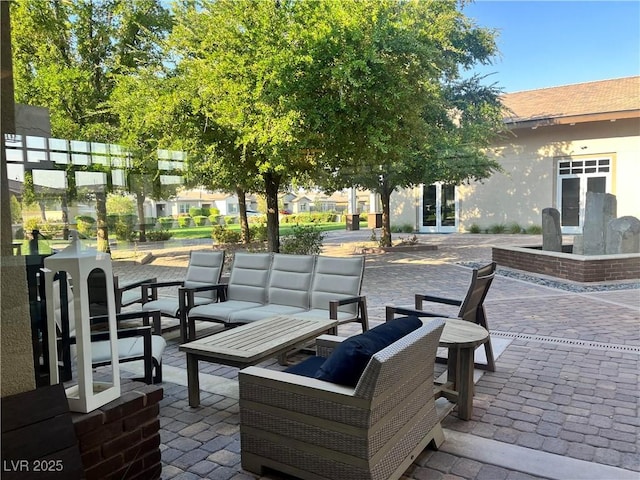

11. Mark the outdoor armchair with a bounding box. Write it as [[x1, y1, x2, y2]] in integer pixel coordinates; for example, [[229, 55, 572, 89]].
[[239, 318, 446, 480], [141, 250, 225, 342], [385, 261, 496, 371], [52, 275, 166, 384]]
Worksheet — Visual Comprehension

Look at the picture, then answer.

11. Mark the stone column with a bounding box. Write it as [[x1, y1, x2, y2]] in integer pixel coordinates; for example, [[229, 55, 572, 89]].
[[606, 216, 640, 254], [583, 192, 617, 255], [542, 208, 562, 252]]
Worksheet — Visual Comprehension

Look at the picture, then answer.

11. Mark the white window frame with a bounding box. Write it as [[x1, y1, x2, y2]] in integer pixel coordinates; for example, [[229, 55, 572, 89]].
[[556, 156, 613, 234]]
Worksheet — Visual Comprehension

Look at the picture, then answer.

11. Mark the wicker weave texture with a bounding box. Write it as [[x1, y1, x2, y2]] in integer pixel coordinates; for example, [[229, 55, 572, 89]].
[[239, 319, 446, 480]]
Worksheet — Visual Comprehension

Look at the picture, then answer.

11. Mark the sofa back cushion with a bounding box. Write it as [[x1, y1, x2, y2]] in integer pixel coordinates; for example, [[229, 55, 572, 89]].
[[227, 252, 273, 303], [355, 318, 445, 399], [267, 254, 315, 308], [183, 251, 225, 301], [309, 255, 364, 315], [314, 316, 423, 387]]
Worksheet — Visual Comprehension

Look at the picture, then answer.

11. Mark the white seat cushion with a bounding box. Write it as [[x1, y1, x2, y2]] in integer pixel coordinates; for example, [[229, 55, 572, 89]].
[[228, 305, 308, 324], [91, 335, 166, 364], [189, 300, 263, 323]]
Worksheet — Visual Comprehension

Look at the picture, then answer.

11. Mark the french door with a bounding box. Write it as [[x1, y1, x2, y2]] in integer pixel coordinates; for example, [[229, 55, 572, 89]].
[[420, 183, 458, 233], [557, 157, 611, 234]]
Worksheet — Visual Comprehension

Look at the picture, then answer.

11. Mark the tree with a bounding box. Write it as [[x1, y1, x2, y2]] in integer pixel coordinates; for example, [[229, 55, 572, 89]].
[[292, 0, 505, 246], [169, 0, 320, 252], [11, 0, 172, 250]]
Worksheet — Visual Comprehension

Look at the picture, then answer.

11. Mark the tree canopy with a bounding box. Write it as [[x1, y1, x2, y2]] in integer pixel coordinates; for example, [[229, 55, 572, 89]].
[[11, 0, 173, 249], [168, 0, 505, 248]]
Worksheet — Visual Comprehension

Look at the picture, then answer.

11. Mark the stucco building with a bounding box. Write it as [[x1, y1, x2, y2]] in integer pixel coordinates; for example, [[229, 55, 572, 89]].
[[390, 76, 640, 233]]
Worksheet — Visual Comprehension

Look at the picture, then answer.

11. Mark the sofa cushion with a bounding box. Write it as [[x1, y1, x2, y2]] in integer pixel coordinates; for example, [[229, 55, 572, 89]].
[[314, 316, 423, 386]]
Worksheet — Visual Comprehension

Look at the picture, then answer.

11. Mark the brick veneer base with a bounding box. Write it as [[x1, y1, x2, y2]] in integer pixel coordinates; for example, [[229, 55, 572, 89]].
[[492, 245, 640, 282], [71, 381, 163, 480]]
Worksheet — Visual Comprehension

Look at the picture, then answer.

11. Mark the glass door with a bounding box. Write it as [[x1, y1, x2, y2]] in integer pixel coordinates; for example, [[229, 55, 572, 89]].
[[557, 158, 611, 234], [420, 183, 458, 233]]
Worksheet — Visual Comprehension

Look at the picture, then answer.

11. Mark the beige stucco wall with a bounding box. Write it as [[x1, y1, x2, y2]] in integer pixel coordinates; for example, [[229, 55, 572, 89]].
[[389, 188, 418, 228], [392, 117, 640, 232]]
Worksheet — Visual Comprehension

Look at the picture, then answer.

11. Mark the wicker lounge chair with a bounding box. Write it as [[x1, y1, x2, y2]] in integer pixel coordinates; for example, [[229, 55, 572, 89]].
[[239, 318, 446, 480]]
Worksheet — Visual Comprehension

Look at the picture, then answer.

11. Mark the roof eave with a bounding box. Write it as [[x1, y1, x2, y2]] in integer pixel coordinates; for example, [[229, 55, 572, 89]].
[[504, 109, 640, 130]]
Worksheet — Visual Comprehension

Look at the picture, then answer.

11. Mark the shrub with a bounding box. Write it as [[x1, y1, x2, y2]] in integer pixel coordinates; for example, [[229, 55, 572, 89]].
[[142, 217, 156, 228], [178, 216, 192, 228], [201, 207, 211, 217], [525, 224, 543, 234], [390, 224, 414, 233], [107, 214, 137, 241], [468, 223, 482, 234], [189, 207, 203, 217], [158, 217, 174, 229], [24, 217, 41, 233], [75, 215, 96, 237], [211, 225, 241, 244], [249, 222, 267, 242], [507, 222, 523, 234], [281, 212, 336, 224], [208, 214, 222, 225], [146, 229, 172, 241], [280, 224, 325, 255], [247, 213, 267, 223], [488, 223, 506, 234], [224, 215, 237, 225], [39, 222, 64, 239], [10, 195, 21, 223], [193, 215, 208, 227]]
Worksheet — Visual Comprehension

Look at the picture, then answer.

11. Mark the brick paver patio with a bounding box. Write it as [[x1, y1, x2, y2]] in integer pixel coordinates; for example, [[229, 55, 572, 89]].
[[112, 232, 639, 479]]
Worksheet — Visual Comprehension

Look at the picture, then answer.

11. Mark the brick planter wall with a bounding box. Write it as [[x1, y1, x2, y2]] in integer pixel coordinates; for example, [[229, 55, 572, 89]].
[[492, 245, 640, 282], [72, 381, 163, 480]]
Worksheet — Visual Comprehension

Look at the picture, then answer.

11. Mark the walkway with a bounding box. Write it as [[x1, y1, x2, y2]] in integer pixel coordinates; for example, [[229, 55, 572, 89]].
[[111, 232, 640, 480]]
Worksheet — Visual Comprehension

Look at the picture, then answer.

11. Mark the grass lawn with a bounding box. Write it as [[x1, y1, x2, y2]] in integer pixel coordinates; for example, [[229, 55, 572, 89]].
[[167, 221, 350, 239], [14, 220, 364, 256]]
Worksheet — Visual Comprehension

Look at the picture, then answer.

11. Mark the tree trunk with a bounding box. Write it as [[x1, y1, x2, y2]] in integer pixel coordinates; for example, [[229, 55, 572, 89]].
[[136, 192, 146, 242], [38, 201, 47, 222], [264, 171, 280, 253], [237, 187, 250, 244], [61, 196, 69, 240], [380, 185, 393, 248], [95, 191, 110, 253]]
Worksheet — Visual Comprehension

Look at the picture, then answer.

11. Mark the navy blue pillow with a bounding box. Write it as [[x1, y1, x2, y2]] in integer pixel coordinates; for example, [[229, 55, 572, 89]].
[[314, 316, 423, 387], [284, 356, 327, 378]]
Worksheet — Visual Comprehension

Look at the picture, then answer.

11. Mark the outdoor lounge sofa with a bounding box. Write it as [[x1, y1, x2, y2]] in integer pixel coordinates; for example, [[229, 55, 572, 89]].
[[238, 316, 446, 480], [186, 252, 368, 341]]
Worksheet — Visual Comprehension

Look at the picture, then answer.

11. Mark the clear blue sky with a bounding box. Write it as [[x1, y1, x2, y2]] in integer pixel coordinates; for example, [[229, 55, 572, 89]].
[[461, 0, 640, 93]]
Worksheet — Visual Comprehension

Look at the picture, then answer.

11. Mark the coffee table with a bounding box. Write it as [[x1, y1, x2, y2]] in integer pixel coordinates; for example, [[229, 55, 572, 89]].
[[179, 315, 338, 407], [436, 319, 490, 420]]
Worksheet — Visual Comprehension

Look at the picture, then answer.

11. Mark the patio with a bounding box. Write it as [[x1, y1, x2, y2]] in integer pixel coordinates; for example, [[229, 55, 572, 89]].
[[111, 232, 639, 480]]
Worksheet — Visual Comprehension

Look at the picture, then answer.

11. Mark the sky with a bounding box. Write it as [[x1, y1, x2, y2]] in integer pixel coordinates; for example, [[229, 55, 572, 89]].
[[461, 0, 640, 93]]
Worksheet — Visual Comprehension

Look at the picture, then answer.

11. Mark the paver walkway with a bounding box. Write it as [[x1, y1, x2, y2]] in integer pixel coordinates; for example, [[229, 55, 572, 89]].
[[111, 232, 640, 480]]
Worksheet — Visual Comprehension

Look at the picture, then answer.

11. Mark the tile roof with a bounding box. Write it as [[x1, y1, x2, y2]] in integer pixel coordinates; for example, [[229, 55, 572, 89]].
[[501, 76, 640, 123]]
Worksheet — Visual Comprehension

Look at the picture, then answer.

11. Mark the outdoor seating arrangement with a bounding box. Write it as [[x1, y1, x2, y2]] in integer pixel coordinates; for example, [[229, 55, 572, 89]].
[[141, 250, 225, 340], [52, 276, 166, 384], [238, 317, 446, 480], [186, 252, 368, 341], [386, 261, 496, 371]]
